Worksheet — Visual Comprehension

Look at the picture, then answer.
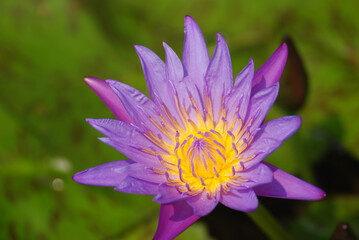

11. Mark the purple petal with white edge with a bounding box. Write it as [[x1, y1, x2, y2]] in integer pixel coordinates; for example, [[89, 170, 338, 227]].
[[252, 43, 288, 91], [84, 77, 132, 123], [254, 162, 326, 200], [246, 82, 279, 132], [154, 201, 200, 240], [186, 191, 218, 216], [126, 163, 167, 183], [240, 116, 302, 169], [106, 80, 172, 143], [205, 33, 233, 123], [225, 58, 254, 123], [115, 176, 159, 195], [153, 184, 191, 204], [86, 118, 165, 169], [232, 163, 273, 189], [183, 15, 210, 92], [72, 160, 134, 186], [220, 189, 258, 212]]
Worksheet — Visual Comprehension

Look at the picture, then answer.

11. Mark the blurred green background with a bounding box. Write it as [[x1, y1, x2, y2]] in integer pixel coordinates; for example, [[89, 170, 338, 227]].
[[1, 0, 359, 239]]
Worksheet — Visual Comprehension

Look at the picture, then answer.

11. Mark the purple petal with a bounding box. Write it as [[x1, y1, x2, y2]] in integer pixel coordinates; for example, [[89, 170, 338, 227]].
[[99, 137, 165, 170], [72, 160, 134, 186], [233, 163, 273, 189], [225, 58, 254, 122], [153, 184, 190, 204], [153, 201, 200, 240], [240, 116, 302, 169], [163, 42, 184, 83], [163, 41, 205, 119], [186, 191, 218, 216], [252, 43, 288, 90], [220, 189, 258, 212], [246, 82, 279, 132], [86, 118, 165, 169], [135, 45, 182, 122], [115, 176, 159, 195], [205, 33, 233, 123], [254, 162, 326, 200], [106, 80, 172, 143], [182, 15, 210, 92], [84, 77, 132, 123], [134, 45, 166, 101], [126, 163, 167, 183], [86, 118, 139, 139]]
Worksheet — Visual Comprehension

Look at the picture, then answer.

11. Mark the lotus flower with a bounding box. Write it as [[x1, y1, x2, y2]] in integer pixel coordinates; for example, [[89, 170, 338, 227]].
[[73, 16, 325, 240]]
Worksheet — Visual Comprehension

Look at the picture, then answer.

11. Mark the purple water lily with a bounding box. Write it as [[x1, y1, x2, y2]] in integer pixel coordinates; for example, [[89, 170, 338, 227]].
[[73, 16, 325, 240]]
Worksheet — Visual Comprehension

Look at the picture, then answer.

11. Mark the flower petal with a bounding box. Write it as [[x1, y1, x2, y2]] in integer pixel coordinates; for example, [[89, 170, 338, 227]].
[[163, 42, 184, 84], [99, 137, 165, 170], [106, 80, 173, 143], [254, 162, 326, 200], [246, 82, 279, 132], [182, 15, 210, 92], [86, 118, 165, 168], [186, 191, 218, 216], [233, 163, 273, 189], [220, 189, 258, 212], [135, 45, 183, 123], [153, 184, 190, 204], [225, 58, 254, 122], [205, 33, 233, 123], [84, 77, 132, 123], [153, 201, 200, 240], [115, 176, 159, 195], [240, 116, 302, 169], [134, 45, 166, 101], [126, 163, 167, 183], [72, 160, 133, 186], [252, 43, 288, 90], [162, 42, 197, 125]]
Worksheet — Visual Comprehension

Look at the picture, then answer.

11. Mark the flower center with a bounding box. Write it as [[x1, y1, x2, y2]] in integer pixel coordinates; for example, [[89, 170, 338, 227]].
[[143, 95, 256, 198], [168, 127, 249, 197]]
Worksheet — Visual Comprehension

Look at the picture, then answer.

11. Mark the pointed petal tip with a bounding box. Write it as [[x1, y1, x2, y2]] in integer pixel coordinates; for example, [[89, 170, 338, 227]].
[[216, 32, 224, 41], [85, 118, 102, 129], [133, 45, 151, 57], [84, 76, 102, 85], [133, 44, 142, 51], [184, 15, 195, 24], [83, 77, 132, 123], [317, 191, 326, 200], [280, 42, 288, 51], [134, 45, 146, 56], [72, 170, 88, 184], [248, 57, 255, 68], [184, 15, 202, 34], [252, 42, 289, 89], [254, 163, 327, 201]]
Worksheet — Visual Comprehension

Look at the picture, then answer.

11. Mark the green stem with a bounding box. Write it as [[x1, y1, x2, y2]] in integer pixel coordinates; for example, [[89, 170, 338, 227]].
[[247, 203, 293, 240]]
